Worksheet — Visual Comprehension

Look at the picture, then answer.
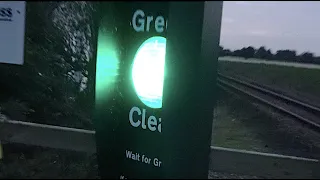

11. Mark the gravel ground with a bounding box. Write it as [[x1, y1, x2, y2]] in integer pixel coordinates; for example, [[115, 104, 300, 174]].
[[208, 171, 263, 179], [0, 143, 100, 179]]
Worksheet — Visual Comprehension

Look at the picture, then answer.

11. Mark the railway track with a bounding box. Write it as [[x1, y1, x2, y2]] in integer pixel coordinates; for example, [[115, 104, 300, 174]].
[[217, 73, 320, 132]]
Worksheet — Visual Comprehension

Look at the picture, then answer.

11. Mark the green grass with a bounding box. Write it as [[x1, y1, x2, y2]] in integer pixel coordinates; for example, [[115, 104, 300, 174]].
[[212, 88, 320, 159], [218, 60, 320, 105], [212, 89, 270, 152]]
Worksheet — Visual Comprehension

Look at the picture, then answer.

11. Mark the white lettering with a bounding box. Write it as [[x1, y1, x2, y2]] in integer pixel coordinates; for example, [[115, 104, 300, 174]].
[[142, 155, 151, 164], [126, 150, 132, 158], [146, 15, 153, 32], [126, 150, 140, 161], [129, 106, 141, 127], [125, 149, 162, 168], [128, 106, 162, 133], [148, 116, 157, 131], [132, 9, 167, 33], [166, 20, 168, 30], [155, 16, 165, 33], [153, 158, 162, 167], [158, 118, 162, 133], [132, 9, 145, 32], [141, 108, 147, 129]]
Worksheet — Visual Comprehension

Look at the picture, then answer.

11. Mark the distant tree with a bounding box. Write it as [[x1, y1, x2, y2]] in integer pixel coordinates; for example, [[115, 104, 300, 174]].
[[274, 50, 296, 62], [255, 46, 273, 60], [244, 46, 255, 59], [266, 49, 273, 60], [235, 46, 255, 59], [313, 56, 320, 65], [221, 45, 320, 65], [219, 45, 233, 57], [233, 49, 242, 57], [298, 52, 314, 63], [255, 46, 266, 59], [223, 49, 232, 56], [219, 45, 224, 56]]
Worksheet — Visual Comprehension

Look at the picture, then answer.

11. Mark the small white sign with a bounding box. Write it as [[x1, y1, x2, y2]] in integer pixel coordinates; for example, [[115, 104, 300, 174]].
[[0, 1, 26, 65]]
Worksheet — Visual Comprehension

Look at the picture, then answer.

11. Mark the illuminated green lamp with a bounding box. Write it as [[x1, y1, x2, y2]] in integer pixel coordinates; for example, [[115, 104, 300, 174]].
[[132, 36, 166, 109]]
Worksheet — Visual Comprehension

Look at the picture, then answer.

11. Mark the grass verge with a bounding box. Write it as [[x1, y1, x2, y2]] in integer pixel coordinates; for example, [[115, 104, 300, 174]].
[[212, 87, 320, 159], [218, 60, 320, 106]]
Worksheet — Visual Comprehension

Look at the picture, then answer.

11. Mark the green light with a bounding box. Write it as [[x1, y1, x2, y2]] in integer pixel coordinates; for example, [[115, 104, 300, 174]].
[[132, 36, 166, 109], [95, 27, 119, 105]]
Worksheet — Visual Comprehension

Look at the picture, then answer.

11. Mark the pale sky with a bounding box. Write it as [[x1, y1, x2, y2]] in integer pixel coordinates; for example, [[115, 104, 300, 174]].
[[220, 1, 320, 56]]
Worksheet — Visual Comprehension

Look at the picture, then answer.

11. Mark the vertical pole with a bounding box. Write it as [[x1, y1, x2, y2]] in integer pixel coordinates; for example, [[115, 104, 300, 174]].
[[162, 2, 223, 178]]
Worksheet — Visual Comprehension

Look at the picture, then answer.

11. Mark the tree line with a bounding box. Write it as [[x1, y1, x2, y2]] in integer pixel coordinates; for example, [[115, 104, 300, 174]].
[[219, 46, 320, 64]]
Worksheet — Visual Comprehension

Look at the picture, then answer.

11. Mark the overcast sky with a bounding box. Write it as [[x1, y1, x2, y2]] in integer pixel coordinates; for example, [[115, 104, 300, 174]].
[[220, 1, 320, 56]]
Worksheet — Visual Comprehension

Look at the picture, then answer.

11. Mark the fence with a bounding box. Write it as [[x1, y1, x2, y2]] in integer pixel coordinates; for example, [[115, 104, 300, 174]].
[[0, 118, 319, 178]]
